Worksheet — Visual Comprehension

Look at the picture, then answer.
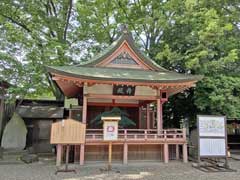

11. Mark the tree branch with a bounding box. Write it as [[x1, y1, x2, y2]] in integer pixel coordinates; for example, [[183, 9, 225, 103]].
[[50, 0, 57, 17], [63, 0, 73, 41], [117, 0, 147, 48], [0, 14, 31, 33]]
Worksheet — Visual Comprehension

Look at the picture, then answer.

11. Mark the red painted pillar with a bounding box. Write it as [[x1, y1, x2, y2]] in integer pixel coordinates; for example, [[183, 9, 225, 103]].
[[123, 143, 128, 164], [80, 92, 87, 165], [164, 143, 169, 163], [146, 104, 150, 129], [160, 101, 163, 130], [82, 96, 87, 123], [157, 99, 163, 133], [80, 144, 85, 165]]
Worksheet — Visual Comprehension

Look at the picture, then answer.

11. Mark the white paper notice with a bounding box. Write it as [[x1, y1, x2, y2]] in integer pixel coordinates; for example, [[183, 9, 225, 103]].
[[199, 116, 225, 137], [200, 138, 226, 156], [103, 121, 118, 141]]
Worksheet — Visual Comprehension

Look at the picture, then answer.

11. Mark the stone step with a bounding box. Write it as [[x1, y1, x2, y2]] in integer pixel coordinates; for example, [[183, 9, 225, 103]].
[[2, 150, 27, 161], [0, 149, 27, 163], [1, 155, 21, 160], [2, 149, 28, 156], [38, 153, 56, 164], [0, 159, 24, 165]]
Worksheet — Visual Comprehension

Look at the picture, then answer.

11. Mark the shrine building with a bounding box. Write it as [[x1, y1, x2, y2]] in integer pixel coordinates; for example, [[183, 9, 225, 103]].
[[47, 28, 202, 166]]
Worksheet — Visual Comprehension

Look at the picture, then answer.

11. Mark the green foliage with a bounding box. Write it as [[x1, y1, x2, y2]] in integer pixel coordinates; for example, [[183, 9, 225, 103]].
[[195, 75, 240, 117], [0, 0, 79, 100], [90, 107, 136, 128], [1, 0, 240, 124]]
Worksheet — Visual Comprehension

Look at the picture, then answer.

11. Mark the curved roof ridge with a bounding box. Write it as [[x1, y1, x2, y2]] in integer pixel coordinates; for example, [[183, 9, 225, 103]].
[[76, 29, 168, 72]]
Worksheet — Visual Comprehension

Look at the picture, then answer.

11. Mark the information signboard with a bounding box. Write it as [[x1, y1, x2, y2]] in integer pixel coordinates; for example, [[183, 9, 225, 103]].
[[50, 119, 86, 144], [199, 138, 226, 156], [199, 116, 225, 137], [102, 116, 120, 170], [197, 115, 227, 159], [102, 116, 120, 141], [103, 121, 119, 141]]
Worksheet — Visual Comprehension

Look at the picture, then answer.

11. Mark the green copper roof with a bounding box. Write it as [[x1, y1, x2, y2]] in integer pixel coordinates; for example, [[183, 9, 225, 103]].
[[47, 66, 202, 83], [47, 28, 203, 85]]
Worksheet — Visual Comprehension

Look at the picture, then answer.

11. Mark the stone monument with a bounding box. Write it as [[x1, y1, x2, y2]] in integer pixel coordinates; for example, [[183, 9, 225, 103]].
[[1, 113, 27, 150]]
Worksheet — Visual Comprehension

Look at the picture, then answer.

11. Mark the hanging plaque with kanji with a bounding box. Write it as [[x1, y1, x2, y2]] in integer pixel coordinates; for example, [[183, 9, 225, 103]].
[[113, 85, 135, 96]]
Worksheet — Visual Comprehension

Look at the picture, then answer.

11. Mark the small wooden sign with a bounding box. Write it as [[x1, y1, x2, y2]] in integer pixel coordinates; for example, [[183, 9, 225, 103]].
[[113, 85, 135, 96], [102, 116, 120, 170], [102, 116, 120, 141], [50, 119, 86, 144]]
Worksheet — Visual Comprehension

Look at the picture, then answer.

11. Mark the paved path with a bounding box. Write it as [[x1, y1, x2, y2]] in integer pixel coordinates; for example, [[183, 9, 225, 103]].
[[0, 160, 240, 180]]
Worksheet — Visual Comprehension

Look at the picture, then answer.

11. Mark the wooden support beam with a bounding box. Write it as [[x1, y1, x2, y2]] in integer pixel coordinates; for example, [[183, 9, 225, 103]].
[[80, 144, 85, 165], [87, 94, 158, 100], [108, 142, 112, 170], [176, 144, 179, 160], [80, 83, 87, 166], [164, 143, 169, 163], [139, 106, 142, 129], [156, 88, 163, 133], [88, 102, 139, 107], [183, 143, 188, 163], [82, 96, 87, 124], [157, 99, 163, 133], [146, 104, 150, 129], [56, 144, 62, 166], [123, 143, 128, 164]]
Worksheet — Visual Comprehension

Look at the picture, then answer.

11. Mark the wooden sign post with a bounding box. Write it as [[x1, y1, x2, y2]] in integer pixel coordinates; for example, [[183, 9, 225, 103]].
[[102, 116, 121, 171], [50, 119, 86, 174]]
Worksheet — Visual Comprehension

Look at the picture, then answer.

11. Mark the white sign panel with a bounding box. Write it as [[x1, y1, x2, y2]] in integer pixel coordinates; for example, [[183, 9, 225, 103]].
[[199, 116, 225, 137], [103, 121, 118, 141], [200, 138, 226, 156]]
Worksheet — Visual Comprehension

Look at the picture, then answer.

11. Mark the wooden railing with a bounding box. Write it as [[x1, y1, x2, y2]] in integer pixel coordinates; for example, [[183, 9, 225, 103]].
[[85, 128, 186, 142]]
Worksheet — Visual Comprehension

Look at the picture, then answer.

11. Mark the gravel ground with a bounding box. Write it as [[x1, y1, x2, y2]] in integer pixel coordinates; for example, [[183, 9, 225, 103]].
[[0, 160, 240, 180]]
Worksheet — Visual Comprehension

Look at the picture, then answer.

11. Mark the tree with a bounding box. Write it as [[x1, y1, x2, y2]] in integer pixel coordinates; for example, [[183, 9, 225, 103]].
[[1, 0, 239, 126], [156, 0, 240, 122], [77, 0, 240, 124], [0, 0, 81, 100]]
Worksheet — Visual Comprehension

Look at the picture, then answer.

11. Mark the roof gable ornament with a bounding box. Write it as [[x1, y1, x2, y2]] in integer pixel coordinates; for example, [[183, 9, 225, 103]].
[[77, 25, 168, 72], [110, 52, 138, 65]]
